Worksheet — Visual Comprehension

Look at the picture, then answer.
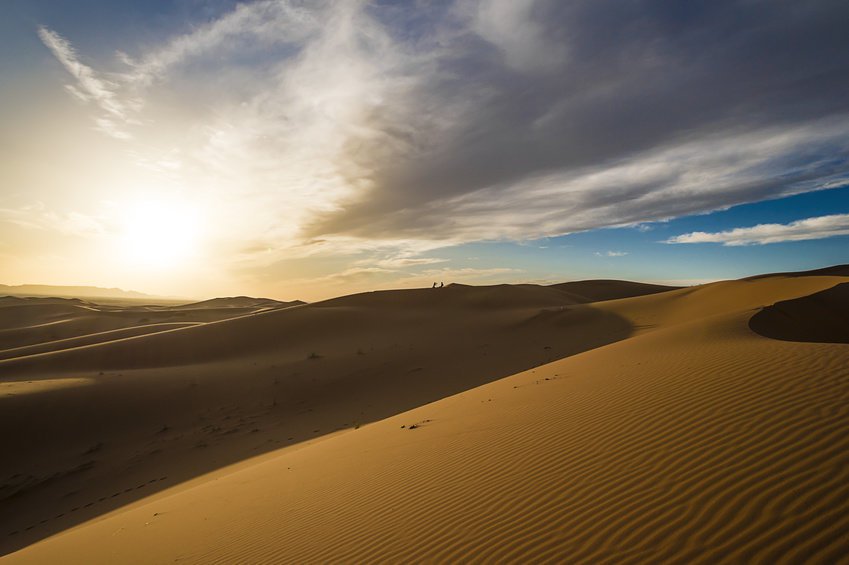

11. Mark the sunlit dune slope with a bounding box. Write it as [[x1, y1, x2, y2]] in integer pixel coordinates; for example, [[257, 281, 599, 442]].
[[6, 270, 848, 563], [592, 274, 845, 332]]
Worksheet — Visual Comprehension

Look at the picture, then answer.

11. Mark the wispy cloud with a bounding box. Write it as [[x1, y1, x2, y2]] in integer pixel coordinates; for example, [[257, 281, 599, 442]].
[[666, 214, 849, 246], [595, 251, 629, 257], [370, 256, 448, 269], [37, 26, 136, 139], [472, 0, 567, 72], [0, 202, 106, 237], [123, 0, 321, 86]]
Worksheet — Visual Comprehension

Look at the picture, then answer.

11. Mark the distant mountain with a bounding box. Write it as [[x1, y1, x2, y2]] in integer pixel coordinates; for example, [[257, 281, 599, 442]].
[[0, 284, 154, 300]]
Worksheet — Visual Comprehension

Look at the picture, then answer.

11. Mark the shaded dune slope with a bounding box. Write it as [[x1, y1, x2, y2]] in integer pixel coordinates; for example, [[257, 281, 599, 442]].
[[0, 302, 94, 332], [549, 279, 680, 302], [0, 323, 201, 361], [0, 283, 636, 374], [175, 296, 305, 310], [749, 282, 849, 344], [0, 297, 292, 354], [0, 284, 633, 555], [320, 283, 589, 309]]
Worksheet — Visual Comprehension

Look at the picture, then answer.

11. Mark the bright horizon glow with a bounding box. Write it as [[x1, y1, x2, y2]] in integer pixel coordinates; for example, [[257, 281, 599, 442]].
[[118, 198, 203, 270]]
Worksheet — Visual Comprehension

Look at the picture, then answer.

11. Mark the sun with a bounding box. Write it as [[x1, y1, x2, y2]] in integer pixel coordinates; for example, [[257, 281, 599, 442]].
[[119, 198, 202, 269]]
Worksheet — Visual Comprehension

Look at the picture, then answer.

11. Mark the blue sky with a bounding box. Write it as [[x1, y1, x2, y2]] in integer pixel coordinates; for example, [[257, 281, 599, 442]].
[[434, 186, 849, 286], [1, 1, 848, 300]]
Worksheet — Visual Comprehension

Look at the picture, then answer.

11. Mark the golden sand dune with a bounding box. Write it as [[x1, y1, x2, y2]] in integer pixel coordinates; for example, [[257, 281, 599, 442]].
[[593, 274, 845, 331], [2, 270, 848, 562]]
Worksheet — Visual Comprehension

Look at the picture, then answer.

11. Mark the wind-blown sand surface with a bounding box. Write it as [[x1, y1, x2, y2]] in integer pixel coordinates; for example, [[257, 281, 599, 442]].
[[1, 270, 848, 563]]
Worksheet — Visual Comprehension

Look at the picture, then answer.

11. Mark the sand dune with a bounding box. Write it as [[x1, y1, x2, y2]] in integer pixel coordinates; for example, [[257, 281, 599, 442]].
[[744, 263, 849, 279], [2, 270, 848, 562], [322, 282, 589, 309], [749, 282, 849, 344], [592, 274, 845, 331], [0, 323, 201, 361], [0, 295, 294, 354], [175, 296, 305, 310], [0, 283, 633, 554], [549, 279, 680, 302]]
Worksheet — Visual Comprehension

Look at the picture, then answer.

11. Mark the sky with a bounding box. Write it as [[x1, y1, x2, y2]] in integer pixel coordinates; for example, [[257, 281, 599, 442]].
[[1, 0, 848, 301]]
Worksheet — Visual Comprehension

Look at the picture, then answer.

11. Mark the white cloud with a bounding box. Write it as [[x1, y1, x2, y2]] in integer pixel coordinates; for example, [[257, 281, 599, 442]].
[[33, 1, 849, 270], [472, 0, 567, 72], [378, 119, 849, 243], [665, 213, 849, 246], [37, 26, 135, 139], [0, 203, 106, 237], [595, 250, 629, 257], [370, 256, 448, 269], [123, 0, 321, 87]]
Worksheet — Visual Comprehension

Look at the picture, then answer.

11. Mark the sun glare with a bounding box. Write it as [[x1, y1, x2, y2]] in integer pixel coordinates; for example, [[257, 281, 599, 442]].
[[119, 199, 202, 269]]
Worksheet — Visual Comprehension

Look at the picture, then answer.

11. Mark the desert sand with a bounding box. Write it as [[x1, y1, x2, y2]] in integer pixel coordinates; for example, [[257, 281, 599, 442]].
[[1, 267, 848, 563]]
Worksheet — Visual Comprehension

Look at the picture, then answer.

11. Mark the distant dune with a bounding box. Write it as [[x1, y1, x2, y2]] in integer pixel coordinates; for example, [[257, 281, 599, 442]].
[[1, 268, 848, 562], [0, 295, 300, 358], [322, 283, 588, 309], [549, 279, 680, 302], [176, 296, 306, 310]]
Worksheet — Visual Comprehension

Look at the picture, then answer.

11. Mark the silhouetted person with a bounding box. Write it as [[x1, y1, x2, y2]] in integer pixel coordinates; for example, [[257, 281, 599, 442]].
[[439, 281, 444, 288]]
